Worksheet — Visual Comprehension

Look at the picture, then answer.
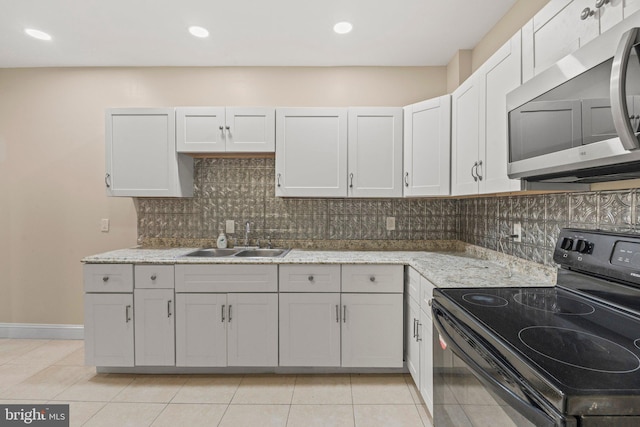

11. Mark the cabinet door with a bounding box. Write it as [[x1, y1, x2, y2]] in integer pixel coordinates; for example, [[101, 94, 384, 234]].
[[279, 293, 341, 367], [625, 0, 640, 18], [403, 96, 451, 197], [479, 31, 522, 194], [341, 293, 403, 368], [522, 0, 600, 80], [419, 308, 434, 416], [275, 108, 348, 197], [176, 107, 226, 153], [225, 107, 275, 152], [600, 0, 625, 34], [175, 293, 227, 367], [451, 76, 480, 196], [348, 108, 403, 198], [134, 289, 175, 366], [106, 108, 192, 197], [227, 293, 278, 367], [84, 293, 134, 367], [406, 297, 420, 387]]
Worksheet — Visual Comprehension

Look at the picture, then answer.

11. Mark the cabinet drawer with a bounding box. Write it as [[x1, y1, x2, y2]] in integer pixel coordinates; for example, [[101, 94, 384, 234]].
[[135, 265, 175, 289], [342, 265, 403, 293], [175, 264, 277, 293], [279, 265, 341, 292], [420, 276, 435, 317], [406, 267, 421, 302], [84, 264, 133, 293]]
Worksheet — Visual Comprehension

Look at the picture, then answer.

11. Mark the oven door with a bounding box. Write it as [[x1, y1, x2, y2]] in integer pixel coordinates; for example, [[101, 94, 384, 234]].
[[432, 301, 575, 427]]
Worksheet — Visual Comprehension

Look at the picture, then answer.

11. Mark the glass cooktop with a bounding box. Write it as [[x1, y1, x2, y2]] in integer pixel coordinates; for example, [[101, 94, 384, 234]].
[[437, 286, 640, 393]]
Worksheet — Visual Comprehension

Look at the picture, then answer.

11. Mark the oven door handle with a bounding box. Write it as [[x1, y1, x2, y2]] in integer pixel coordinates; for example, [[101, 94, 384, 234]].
[[432, 304, 562, 427]]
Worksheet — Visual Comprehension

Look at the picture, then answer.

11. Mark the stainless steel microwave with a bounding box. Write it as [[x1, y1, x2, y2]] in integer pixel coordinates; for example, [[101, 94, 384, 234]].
[[507, 14, 640, 183]]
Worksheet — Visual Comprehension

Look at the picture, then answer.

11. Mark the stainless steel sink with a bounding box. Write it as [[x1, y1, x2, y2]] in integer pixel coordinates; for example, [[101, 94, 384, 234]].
[[184, 248, 290, 258], [233, 248, 290, 258], [185, 248, 242, 257]]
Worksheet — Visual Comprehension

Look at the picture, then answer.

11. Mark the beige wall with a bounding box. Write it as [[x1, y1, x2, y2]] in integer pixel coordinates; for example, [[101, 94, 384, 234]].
[[446, 50, 472, 93], [0, 66, 446, 325]]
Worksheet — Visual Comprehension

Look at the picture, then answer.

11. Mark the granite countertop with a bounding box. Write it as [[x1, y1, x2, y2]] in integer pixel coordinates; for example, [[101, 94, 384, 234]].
[[82, 246, 556, 289]]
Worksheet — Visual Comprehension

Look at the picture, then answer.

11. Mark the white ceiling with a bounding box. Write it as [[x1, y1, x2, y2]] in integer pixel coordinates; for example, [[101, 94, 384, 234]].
[[0, 0, 517, 68]]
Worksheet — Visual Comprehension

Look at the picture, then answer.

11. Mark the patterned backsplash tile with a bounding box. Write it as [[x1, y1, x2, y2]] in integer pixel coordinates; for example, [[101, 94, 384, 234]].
[[136, 158, 639, 267]]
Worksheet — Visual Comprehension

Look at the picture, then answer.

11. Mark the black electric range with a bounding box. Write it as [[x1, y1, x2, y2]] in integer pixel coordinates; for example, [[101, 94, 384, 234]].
[[432, 229, 640, 427]]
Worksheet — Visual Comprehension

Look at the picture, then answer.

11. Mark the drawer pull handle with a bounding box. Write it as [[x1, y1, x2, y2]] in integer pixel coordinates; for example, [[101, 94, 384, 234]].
[[416, 322, 422, 341], [150, 274, 157, 281], [343, 305, 346, 323], [125, 305, 131, 323], [228, 305, 232, 322], [369, 276, 376, 282], [336, 305, 339, 323], [413, 318, 417, 338], [308, 275, 314, 282], [167, 300, 172, 318], [221, 304, 225, 322], [102, 276, 109, 282]]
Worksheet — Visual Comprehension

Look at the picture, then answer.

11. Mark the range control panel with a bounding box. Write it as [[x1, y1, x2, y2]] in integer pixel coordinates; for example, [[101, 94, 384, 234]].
[[554, 228, 640, 286]]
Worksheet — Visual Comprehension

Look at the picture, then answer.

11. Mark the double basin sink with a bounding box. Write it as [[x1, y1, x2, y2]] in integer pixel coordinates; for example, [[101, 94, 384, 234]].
[[185, 247, 290, 258]]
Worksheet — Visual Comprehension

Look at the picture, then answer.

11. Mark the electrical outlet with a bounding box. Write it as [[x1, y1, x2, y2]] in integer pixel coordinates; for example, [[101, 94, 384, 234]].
[[226, 220, 235, 234], [513, 222, 522, 242], [100, 218, 110, 232], [386, 216, 396, 231]]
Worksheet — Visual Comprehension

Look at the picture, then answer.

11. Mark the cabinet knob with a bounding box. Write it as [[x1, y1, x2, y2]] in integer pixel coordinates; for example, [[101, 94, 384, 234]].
[[104, 173, 111, 188], [219, 126, 224, 130], [102, 276, 109, 282], [595, 0, 609, 8], [428, 299, 432, 307], [277, 173, 282, 187], [349, 173, 354, 188], [308, 275, 314, 282], [225, 126, 230, 131], [581, 7, 595, 20], [369, 276, 376, 282], [150, 274, 157, 281], [404, 172, 409, 187]]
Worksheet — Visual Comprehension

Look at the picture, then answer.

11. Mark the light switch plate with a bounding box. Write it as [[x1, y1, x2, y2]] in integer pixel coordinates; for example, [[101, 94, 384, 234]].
[[100, 218, 110, 232], [386, 217, 396, 231], [226, 220, 235, 234]]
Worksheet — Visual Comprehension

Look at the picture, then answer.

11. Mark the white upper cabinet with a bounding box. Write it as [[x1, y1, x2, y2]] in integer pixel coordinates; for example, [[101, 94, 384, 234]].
[[348, 108, 403, 198], [451, 75, 481, 196], [478, 30, 522, 194], [176, 107, 275, 153], [452, 31, 522, 196], [522, 0, 640, 81], [275, 108, 348, 197], [403, 95, 451, 197], [105, 108, 193, 197]]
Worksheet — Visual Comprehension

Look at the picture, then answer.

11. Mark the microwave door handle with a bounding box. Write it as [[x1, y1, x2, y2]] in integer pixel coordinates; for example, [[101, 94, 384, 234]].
[[611, 27, 640, 151]]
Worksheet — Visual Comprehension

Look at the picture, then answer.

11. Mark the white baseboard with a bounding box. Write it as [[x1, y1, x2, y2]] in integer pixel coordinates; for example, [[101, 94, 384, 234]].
[[0, 323, 84, 340]]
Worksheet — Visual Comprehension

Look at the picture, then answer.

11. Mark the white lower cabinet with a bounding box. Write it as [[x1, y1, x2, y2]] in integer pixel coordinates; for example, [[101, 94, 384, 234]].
[[405, 267, 435, 416], [279, 265, 404, 368], [175, 293, 278, 367], [84, 293, 134, 367], [134, 289, 175, 366], [174, 264, 279, 368], [342, 293, 403, 368], [279, 293, 341, 367], [84, 264, 134, 367]]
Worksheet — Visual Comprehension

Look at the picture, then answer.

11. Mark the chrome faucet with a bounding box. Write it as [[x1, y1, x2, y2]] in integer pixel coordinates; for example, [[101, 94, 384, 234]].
[[244, 221, 251, 247]]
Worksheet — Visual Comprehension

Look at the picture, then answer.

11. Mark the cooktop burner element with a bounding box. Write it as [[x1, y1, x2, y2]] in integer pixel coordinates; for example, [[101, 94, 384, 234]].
[[519, 326, 640, 373], [461, 293, 508, 307], [514, 290, 595, 315]]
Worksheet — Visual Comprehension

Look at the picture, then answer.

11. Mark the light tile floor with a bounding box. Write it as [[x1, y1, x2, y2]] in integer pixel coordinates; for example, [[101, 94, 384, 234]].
[[0, 339, 432, 426]]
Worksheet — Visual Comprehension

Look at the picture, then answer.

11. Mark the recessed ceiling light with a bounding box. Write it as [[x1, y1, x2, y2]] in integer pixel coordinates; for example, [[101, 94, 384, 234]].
[[188, 26, 209, 38], [24, 28, 52, 41], [333, 21, 353, 34]]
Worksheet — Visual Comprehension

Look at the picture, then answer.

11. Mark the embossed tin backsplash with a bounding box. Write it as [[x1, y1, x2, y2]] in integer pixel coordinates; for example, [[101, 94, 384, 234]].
[[136, 158, 458, 249], [136, 158, 638, 267]]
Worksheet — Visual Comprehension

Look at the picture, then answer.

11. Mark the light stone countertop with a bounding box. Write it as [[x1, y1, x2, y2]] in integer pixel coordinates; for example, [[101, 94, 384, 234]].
[[82, 246, 556, 289]]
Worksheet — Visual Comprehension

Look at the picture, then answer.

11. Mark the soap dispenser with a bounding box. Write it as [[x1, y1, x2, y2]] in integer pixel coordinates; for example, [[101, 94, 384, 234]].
[[216, 232, 228, 249]]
